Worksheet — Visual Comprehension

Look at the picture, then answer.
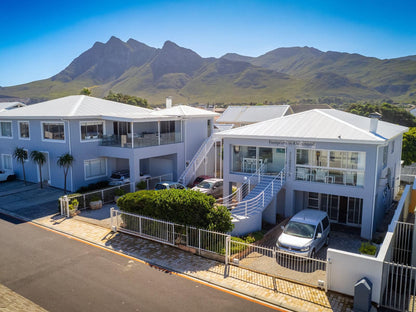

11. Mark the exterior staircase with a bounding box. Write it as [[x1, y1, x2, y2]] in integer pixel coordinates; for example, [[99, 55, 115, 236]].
[[220, 168, 286, 235], [178, 135, 220, 186]]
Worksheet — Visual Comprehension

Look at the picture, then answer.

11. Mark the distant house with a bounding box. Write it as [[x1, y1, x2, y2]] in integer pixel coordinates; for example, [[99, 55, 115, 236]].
[[215, 105, 293, 128], [216, 109, 407, 239], [0, 102, 26, 112], [0, 95, 218, 192]]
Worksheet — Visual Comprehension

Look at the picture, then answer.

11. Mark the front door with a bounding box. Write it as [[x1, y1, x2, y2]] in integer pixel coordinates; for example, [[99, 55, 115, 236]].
[[40, 152, 50, 184]]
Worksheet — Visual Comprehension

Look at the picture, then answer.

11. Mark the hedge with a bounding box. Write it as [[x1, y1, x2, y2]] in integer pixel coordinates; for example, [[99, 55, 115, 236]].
[[117, 189, 234, 233]]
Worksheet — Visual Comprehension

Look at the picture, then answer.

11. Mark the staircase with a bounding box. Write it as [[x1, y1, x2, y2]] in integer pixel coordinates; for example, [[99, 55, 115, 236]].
[[178, 135, 220, 186], [229, 169, 286, 235]]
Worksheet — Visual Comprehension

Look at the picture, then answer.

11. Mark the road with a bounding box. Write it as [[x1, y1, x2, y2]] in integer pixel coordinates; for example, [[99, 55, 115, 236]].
[[0, 213, 282, 312]]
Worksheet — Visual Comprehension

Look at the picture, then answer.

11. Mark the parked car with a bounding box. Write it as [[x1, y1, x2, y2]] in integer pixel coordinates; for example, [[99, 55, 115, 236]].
[[109, 170, 130, 186], [276, 209, 330, 258], [0, 169, 15, 182], [190, 175, 212, 188], [154, 181, 187, 190], [191, 178, 223, 198]]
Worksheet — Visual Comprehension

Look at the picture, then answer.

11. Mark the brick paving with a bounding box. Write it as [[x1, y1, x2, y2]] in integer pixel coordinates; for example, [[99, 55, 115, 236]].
[[0, 283, 47, 312]]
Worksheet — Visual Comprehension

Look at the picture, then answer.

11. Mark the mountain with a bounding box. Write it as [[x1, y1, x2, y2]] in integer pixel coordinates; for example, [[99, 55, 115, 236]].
[[0, 37, 415, 104]]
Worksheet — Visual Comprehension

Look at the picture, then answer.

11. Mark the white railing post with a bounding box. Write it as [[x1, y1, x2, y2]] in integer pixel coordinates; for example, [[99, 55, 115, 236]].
[[110, 208, 118, 232], [245, 202, 248, 216], [262, 192, 265, 208], [225, 235, 230, 266], [198, 229, 201, 255]]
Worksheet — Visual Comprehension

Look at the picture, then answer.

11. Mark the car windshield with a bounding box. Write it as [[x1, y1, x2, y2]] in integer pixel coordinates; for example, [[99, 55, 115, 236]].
[[155, 184, 167, 190], [284, 221, 316, 239], [196, 181, 213, 189]]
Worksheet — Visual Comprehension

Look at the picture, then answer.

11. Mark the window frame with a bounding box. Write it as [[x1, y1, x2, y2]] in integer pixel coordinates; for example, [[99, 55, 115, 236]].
[[0, 121, 13, 138], [84, 158, 107, 181], [18, 121, 30, 140], [1, 154, 13, 170], [79, 120, 105, 142], [41, 121, 66, 143]]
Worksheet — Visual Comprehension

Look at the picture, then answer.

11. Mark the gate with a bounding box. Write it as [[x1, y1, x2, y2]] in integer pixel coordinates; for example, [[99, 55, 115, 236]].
[[381, 221, 415, 311], [226, 238, 328, 290]]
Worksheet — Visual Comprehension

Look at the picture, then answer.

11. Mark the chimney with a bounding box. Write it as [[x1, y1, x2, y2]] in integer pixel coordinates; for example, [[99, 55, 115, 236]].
[[166, 96, 172, 109], [369, 112, 382, 133]]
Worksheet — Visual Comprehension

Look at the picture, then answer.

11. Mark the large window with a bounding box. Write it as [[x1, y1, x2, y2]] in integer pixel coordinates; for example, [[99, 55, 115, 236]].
[[84, 158, 107, 180], [232, 145, 285, 174], [43, 122, 65, 141], [308, 192, 363, 226], [296, 148, 365, 186], [80, 121, 103, 141], [0, 121, 12, 138], [18, 121, 30, 139]]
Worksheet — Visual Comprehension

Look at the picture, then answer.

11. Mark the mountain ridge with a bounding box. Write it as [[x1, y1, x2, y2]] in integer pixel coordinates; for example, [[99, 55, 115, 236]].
[[1, 36, 415, 104]]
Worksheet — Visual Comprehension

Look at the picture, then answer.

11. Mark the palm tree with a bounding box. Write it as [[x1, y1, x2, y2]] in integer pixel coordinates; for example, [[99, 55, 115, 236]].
[[57, 153, 74, 194], [13, 147, 28, 185], [30, 151, 46, 189]]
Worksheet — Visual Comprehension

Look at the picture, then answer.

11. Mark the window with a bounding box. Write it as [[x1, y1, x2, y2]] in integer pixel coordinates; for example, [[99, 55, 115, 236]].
[[84, 158, 106, 180], [80, 121, 103, 141], [18, 121, 30, 139], [1, 154, 12, 170], [382, 146, 388, 168], [43, 122, 65, 141], [0, 121, 12, 138], [322, 216, 329, 230], [391, 140, 395, 154]]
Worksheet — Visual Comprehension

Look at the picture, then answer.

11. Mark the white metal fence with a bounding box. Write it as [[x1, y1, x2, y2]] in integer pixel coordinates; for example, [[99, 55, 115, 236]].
[[110, 209, 328, 290]]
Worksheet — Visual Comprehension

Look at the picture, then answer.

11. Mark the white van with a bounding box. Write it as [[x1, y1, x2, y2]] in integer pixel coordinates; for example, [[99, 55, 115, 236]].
[[276, 209, 330, 258]]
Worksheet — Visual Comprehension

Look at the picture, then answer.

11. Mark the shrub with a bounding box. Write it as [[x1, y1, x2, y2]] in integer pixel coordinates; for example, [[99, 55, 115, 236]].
[[136, 180, 147, 190], [114, 188, 126, 196], [76, 180, 109, 193], [117, 189, 234, 233], [359, 242, 377, 256], [90, 195, 101, 202]]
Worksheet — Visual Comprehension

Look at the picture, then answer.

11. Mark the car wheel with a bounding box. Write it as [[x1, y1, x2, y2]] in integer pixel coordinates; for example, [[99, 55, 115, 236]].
[[310, 249, 316, 258], [6, 175, 16, 181], [325, 235, 330, 246]]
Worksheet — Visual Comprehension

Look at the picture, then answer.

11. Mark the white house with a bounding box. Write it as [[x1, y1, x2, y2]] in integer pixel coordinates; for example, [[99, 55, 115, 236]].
[[215, 109, 408, 239], [0, 95, 218, 192]]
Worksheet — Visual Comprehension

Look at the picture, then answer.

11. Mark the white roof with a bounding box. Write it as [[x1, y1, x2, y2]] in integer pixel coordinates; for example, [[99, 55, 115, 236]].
[[152, 105, 219, 118], [216, 109, 408, 144], [0, 95, 172, 122], [0, 102, 26, 112], [216, 105, 291, 124]]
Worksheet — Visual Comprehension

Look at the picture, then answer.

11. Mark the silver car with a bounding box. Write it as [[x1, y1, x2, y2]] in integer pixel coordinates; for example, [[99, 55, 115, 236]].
[[191, 178, 223, 198], [276, 209, 330, 258]]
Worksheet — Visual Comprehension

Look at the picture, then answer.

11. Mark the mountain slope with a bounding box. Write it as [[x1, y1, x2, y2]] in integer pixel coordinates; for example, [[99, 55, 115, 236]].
[[0, 37, 414, 104]]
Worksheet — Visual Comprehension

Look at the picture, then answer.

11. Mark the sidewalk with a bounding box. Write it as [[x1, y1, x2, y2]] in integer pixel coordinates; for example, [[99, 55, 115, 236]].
[[0, 283, 47, 312], [1, 208, 354, 312]]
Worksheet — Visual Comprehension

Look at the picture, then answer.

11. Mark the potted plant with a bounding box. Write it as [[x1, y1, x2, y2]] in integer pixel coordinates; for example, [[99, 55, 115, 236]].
[[69, 199, 79, 217], [89, 195, 102, 210], [114, 188, 126, 202], [359, 242, 377, 256]]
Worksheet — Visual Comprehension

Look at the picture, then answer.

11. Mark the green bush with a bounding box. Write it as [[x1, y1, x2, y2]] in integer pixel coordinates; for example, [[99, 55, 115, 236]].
[[359, 242, 377, 256], [136, 180, 147, 190], [114, 188, 126, 196], [117, 189, 234, 233], [76, 180, 109, 193]]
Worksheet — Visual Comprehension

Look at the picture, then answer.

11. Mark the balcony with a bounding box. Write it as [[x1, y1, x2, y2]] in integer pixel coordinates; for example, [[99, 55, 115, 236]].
[[100, 132, 182, 148], [295, 167, 364, 187]]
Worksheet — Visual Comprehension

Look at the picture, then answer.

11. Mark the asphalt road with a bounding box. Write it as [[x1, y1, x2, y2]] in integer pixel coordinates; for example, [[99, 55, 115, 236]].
[[0, 213, 281, 312]]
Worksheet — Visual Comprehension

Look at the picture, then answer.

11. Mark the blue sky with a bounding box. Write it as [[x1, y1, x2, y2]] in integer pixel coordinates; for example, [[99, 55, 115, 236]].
[[1, 0, 415, 86]]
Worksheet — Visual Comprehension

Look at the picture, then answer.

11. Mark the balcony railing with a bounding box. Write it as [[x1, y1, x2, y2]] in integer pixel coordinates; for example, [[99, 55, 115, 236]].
[[100, 133, 182, 148], [295, 166, 364, 186]]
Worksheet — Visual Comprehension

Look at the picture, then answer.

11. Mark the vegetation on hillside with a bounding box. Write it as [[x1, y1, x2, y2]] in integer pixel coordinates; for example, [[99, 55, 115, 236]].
[[104, 91, 150, 108], [402, 128, 416, 165]]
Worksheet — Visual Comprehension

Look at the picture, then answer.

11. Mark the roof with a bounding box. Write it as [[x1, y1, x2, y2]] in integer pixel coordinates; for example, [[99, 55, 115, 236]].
[[0, 102, 26, 112], [291, 209, 328, 225], [216, 105, 291, 124], [152, 105, 219, 118], [216, 109, 408, 144]]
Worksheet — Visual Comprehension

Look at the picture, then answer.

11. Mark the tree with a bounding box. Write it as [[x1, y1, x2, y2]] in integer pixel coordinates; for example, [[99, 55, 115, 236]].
[[13, 147, 28, 185], [57, 153, 74, 194], [30, 151, 46, 188], [104, 91, 150, 108], [80, 88, 91, 95], [402, 128, 416, 166]]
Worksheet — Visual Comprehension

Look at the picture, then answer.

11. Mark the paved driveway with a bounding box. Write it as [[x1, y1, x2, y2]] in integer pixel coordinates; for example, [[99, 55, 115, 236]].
[[0, 180, 64, 220]]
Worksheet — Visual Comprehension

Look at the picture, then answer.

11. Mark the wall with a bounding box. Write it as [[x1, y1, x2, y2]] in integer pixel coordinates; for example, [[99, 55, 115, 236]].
[[327, 184, 411, 304]]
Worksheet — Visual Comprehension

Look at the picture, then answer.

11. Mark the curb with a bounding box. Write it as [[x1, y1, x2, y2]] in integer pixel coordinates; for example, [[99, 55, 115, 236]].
[[0, 208, 306, 312]]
